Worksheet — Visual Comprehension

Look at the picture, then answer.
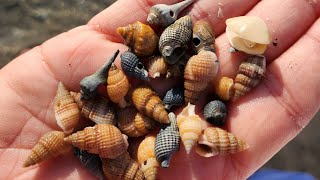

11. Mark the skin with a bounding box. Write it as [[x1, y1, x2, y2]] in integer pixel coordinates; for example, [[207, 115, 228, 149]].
[[0, 0, 319, 179]]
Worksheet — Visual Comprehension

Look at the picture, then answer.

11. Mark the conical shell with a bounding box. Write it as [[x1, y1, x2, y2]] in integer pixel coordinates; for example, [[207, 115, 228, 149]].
[[163, 87, 184, 110], [132, 86, 169, 124], [215, 77, 234, 101], [107, 63, 129, 108], [195, 127, 249, 157], [232, 55, 266, 101], [117, 106, 156, 137], [192, 20, 215, 53], [54, 82, 80, 134], [137, 135, 159, 180], [203, 100, 227, 127], [120, 51, 149, 81], [226, 16, 271, 55], [159, 15, 193, 65], [148, 56, 168, 78], [65, 124, 128, 159], [102, 152, 144, 180], [23, 131, 71, 167], [184, 50, 219, 104], [117, 21, 159, 57]]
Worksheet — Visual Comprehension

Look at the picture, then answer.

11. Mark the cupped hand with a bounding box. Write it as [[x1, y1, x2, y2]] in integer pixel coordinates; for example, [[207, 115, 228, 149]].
[[0, 0, 319, 179]]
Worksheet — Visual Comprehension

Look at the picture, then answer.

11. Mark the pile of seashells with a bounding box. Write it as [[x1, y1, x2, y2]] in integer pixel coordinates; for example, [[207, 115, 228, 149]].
[[23, 1, 272, 179]]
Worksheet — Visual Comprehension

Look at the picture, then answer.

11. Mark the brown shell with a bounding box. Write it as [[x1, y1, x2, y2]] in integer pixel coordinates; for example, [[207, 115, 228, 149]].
[[195, 127, 249, 157], [54, 82, 80, 134], [132, 86, 169, 124], [102, 152, 144, 180], [215, 77, 234, 101], [64, 124, 128, 159], [117, 106, 156, 137], [117, 21, 159, 57], [192, 20, 215, 53], [148, 56, 168, 78], [23, 131, 71, 167]]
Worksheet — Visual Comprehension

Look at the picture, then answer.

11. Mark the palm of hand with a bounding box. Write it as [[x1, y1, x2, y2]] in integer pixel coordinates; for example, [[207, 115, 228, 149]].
[[0, 0, 319, 179]]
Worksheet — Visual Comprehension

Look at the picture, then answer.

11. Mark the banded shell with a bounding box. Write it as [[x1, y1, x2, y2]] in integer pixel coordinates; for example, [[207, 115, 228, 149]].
[[195, 127, 249, 157], [147, 0, 195, 27], [120, 51, 149, 81], [23, 131, 71, 167], [54, 82, 80, 134], [107, 63, 129, 108], [102, 152, 144, 180], [117, 106, 156, 137], [65, 124, 128, 159], [184, 50, 219, 104], [80, 50, 119, 100], [226, 16, 271, 55], [117, 21, 159, 57], [192, 20, 215, 53], [203, 100, 227, 127], [132, 86, 170, 124], [215, 77, 234, 101], [73, 148, 104, 180], [163, 87, 184, 110], [232, 55, 266, 101], [148, 56, 168, 78], [137, 135, 159, 180], [155, 112, 180, 168], [159, 15, 193, 65]]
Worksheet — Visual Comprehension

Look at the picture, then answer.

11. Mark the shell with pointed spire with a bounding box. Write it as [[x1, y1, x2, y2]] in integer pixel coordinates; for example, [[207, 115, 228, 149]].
[[120, 51, 149, 81], [215, 77, 234, 101], [192, 20, 215, 53], [148, 56, 168, 78], [203, 100, 227, 127], [195, 127, 249, 157], [163, 87, 184, 110], [23, 131, 71, 167]]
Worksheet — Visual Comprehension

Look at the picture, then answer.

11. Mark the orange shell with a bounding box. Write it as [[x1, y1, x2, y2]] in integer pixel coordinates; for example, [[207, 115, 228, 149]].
[[215, 77, 234, 101], [192, 20, 215, 53], [148, 56, 168, 78]]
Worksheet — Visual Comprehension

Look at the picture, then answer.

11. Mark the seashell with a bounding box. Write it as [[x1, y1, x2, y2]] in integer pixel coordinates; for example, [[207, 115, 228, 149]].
[[226, 16, 271, 55], [117, 21, 159, 57], [232, 55, 266, 101], [64, 124, 128, 159], [102, 152, 144, 180], [132, 86, 169, 124], [54, 82, 80, 134], [137, 135, 159, 180], [73, 148, 104, 180], [195, 127, 249, 157], [147, 0, 195, 27], [203, 100, 227, 127], [80, 50, 119, 100], [215, 77, 234, 101], [159, 15, 193, 65], [155, 112, 180, 168], [184, 50, 219, 104], [23, 131, 71, 167], [117, 106, 156, 137], [107, 63, 129, 108], [120, 51, 149, 81], [165, 54, 189, 78], [163, 87, 184, 110], [148, 56, 168, 78], [192, 20, 215, 53]]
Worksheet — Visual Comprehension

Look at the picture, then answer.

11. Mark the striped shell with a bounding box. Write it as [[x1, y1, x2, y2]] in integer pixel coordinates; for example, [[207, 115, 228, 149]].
[[159, 15, 193, 65], [192, 20, 215, 53], [117, 21, 159, 57], [148, 56, 168, 78], [65, 124, 128, 159], [195, 127, 249, 157], [163, 87, 184, 110], [23, 131, 71, 167], [215, 77, 234, 101], [132, 86, 169, 124], [120, 51, 149, 81], [232, 55, 266, 101], [54, 82, 80, 134], [203, 100, 227, 127]]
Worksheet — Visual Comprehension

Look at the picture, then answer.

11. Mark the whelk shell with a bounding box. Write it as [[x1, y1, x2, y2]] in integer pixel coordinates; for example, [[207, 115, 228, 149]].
[[215, 77, 234, 101], [120, 51, 149, 81], [163, 87, 184, 110], [203, 100, 227, 127], [148, 56, 168, 78], [192, 20, 215, 53]]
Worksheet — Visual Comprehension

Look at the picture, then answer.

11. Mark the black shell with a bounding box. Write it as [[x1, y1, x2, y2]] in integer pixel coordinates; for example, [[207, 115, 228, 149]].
[[120, 51, 149, 81], [203, 100, 227, 127], [163, 87, 184, 110]]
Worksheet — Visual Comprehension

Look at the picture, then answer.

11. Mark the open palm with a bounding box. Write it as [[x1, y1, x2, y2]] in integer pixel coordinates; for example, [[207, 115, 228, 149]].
[[0, 0, 319, 179]]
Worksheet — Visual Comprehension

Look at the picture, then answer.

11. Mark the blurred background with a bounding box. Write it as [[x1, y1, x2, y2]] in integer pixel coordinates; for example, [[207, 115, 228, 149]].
[[0, 0, 319, 178]]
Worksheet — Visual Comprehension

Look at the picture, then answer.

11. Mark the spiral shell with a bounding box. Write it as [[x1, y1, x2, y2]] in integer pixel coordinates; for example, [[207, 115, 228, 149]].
[[159, 15, 193, 65], [226, 16, 271, 55], [232, 55, 266, 101], [137, 135, 159, 180], [215, 77, 234, 101], [120, 51, 149, 81], [203, 100, 227, 127], [192, 20, 215, 53], [184, 50, 219, 104], [155, 112, 180, 168], [23, 131, 71, 167], [148, 56, 168, 78], [102, 152, 144, 180], [132, 86, 169, 124], [195, 127, 249, 157], [54, 82, 80, 134], [65, 124, 128, 159], [117, 106, 156, 137], [117, 21, 159, 57], [163, 87, 184, 110]]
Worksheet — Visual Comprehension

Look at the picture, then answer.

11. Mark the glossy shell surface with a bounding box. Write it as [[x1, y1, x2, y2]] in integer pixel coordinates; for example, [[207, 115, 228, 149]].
[[203, 100, 227, 127], [192, 20, 215, 53], [120, 51, 149, 81], [215, 77, 234, 101]]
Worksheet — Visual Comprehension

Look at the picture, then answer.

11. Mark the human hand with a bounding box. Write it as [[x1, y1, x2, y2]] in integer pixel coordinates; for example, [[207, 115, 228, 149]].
[[0, 0, 319, 179]]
